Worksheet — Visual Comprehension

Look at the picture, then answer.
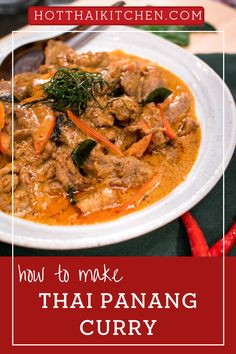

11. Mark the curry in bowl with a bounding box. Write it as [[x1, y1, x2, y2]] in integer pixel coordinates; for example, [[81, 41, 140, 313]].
[[0, 40, 201, 225]]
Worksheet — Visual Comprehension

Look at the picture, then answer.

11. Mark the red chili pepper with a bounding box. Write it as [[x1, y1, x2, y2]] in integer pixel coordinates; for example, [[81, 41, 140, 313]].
[[181, 212, 209, 256], [209, 221, 236, 256], [181, 212, 236, 257]]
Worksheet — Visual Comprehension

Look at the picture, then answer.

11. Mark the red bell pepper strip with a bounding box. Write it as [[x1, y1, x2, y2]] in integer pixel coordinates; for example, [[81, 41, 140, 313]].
[[181, 212, 209, 256], [209, 221, 236, 256], [159, 109, 177, 139], [32, 105, 56, 155], [157, 102, 177, 140], [0, 101, 6, 154], [67, 109, 123, 157], [0, 132, 11, 155], [0, 101, 4, 130], [118, 173, 160, 212]]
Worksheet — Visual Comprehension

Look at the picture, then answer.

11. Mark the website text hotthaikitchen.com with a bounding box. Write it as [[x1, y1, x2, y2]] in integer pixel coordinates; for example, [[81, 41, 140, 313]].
[[28, 6, 204, 25]]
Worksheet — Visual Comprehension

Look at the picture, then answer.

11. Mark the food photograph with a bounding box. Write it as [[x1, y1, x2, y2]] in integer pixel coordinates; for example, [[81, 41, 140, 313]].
[[0, 0, 235, 256]]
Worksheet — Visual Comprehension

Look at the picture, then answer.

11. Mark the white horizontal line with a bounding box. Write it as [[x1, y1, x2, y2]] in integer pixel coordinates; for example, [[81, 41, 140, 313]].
[[12, 343, 225, 347], [12, 30, 224, 33]]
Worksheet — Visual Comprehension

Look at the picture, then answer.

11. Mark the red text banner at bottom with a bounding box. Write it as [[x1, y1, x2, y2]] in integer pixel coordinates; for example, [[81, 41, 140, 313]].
[[10, 257, 223, 345]]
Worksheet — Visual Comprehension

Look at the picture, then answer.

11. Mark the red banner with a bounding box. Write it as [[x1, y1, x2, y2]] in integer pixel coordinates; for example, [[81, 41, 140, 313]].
[[1, 257, 236, 353], [28, 6, 204, 26], [11, 257, 223, 345]]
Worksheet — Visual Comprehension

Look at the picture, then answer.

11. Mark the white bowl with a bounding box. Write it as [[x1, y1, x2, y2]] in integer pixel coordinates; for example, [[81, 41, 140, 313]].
[[0, 26, 235, 249]]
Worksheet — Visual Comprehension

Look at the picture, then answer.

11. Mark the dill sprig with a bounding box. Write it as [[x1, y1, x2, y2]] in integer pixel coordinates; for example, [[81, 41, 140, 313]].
[[24, 67, 108, 114]]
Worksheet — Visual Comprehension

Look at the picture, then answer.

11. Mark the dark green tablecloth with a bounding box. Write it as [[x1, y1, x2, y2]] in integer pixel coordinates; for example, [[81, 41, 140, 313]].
[[0, 53, 235, 256]]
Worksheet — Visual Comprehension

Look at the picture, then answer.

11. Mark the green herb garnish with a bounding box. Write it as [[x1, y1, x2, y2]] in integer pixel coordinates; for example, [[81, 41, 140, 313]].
[[24, 67, 108, 114], [71, 139, 97, 169], [67, 185, 77, 205], [44, 67, 108, 114], [143, 87, 172, 105]]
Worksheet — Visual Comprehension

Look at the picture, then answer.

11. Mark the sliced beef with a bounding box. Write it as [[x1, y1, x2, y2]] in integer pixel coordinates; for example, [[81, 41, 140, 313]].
[[110, 156, 153, 188], [19, 168, 34, 185], [77, 187, 119, 215], [0, 155, 10, 169], [0, 162, 19, 193], [124, 103, 163, 137], [44, 40, 75, 66], [90, 126, 135, 152], [41, 180, 64, 195], [108, 95, 140, 122], [177, 117, 199, 136], [0, 174, 18, 193], [120, 63, 143, 101], [150, 131, 168, 150], [97, 126, 121, 143], [14, 129, 33, 140], [37, 142, 56, 164], [82, 106, 114, 128], [84, 151, 115, 179], [55, 152, 90, 191], [124, 122, 148, 135], [160, 142, 183, 166], [0, 161, 20, 175], [115, 129, 137, 151], [100, 66, 121, 93], [33, 160, 56, 183], [0, 193, 12, 213], [114, 100, 167, 151], [39, 64, 56, 74], [14, 188, 32, 217], [14, 138, 35, 164], [14, 106, 38, 130], [84, 152, 153, 188], [75, 51, 110, 68], [60, 123, 87, 148], [14, 72, 39, 100], [45, 40, 110, 68], [0, 79, 12, 99], [141, 66, 166, 100], [140, 103, 163, 129], [14, 138, 55, 167], [165, 93, 190, 124], [1, 101, 12, 120]]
